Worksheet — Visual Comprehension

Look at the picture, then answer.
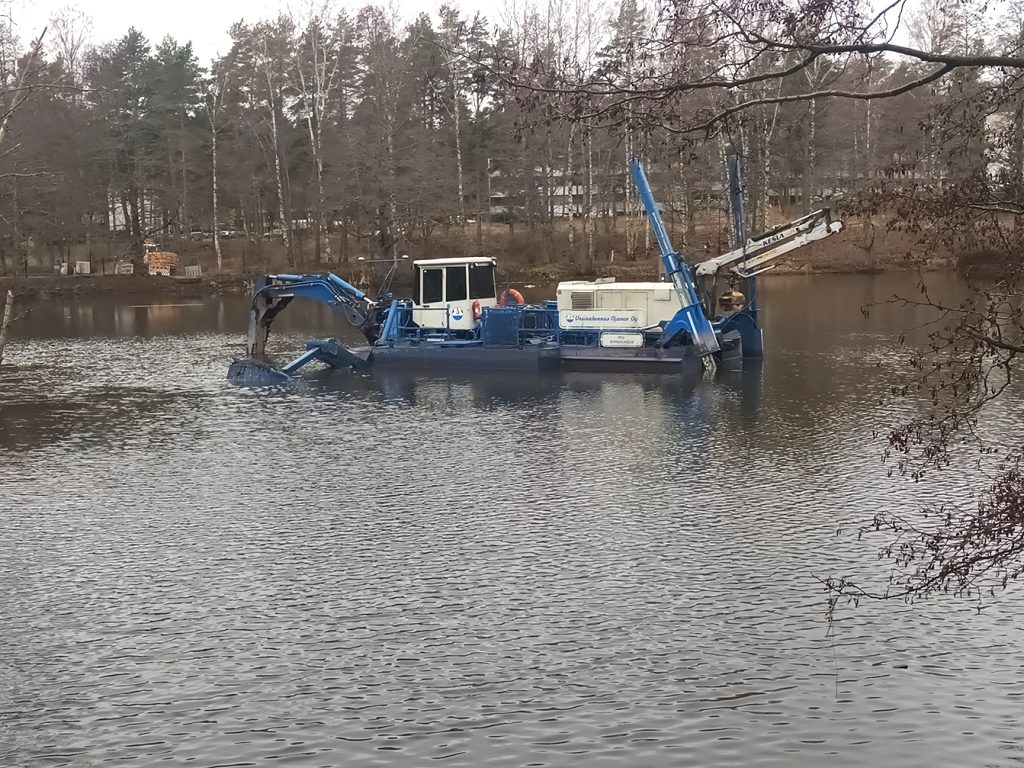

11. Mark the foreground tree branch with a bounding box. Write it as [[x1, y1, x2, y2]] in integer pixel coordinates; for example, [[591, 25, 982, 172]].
[[827, 465, 1024, 618], [502, 0, 1024, 619], [504, 0, 1024, 138]]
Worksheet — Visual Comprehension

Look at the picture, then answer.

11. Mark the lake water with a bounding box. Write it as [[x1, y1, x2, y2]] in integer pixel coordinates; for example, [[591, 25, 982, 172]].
[[2, 273, 1023, 767]]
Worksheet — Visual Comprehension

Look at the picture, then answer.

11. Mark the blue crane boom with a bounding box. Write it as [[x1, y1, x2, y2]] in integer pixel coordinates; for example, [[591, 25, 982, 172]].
[[627, 158, 720, 357]]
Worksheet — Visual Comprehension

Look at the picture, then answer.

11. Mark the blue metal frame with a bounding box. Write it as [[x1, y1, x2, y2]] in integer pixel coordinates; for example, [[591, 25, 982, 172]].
[[272, 273, 369, 300], [627, 158, 719, 357], [280, 339, 370, 375], [253, 274, 371, 318]]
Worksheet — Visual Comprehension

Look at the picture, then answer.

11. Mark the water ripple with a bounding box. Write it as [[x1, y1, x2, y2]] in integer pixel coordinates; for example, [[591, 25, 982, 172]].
[[1, 287, 1023, 767]]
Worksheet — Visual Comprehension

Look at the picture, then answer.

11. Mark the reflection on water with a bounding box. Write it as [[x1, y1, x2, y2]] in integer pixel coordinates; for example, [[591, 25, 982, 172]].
[[7, 271, 969, 340], [2, 273, 1023, 767]]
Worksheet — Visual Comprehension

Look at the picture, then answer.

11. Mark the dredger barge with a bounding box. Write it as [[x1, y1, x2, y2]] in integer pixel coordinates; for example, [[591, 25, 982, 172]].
[[228, 159, 841, 384]]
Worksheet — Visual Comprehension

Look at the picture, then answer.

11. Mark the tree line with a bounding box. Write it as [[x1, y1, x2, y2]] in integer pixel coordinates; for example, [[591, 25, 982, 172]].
[[0, 0, 1020, 275]]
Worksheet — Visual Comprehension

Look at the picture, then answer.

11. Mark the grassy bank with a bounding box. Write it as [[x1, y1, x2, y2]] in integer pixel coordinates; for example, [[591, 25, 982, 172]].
[[197, 216, 951, 278], [0, 214, 962, 300], [0, 274, 250, 299], [3, 208, 959, 285]]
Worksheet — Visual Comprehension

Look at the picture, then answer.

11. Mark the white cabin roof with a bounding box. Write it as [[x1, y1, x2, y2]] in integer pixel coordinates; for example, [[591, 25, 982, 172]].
[[557, 280, 673, 291], [413, 257, 496, 268]]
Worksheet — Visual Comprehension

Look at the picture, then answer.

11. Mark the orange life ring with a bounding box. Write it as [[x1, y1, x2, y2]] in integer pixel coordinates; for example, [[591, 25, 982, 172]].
[[499, 288, 525, 307], [472, 300, 482, 320]]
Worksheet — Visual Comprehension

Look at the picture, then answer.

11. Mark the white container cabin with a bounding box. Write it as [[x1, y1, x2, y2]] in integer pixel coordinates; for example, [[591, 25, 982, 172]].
[[555, 279, 682, 332], [412, 257, 498, 331]]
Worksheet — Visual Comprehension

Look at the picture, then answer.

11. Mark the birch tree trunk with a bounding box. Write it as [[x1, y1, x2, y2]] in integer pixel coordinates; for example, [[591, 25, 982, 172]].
[[625, 133, 635, 260], [865, 96, 873, 180], [295, 25, 337, 265], [760, 126, 771, 232], [385, 112, 398, 258], [759, 100, 780, 232], [212, 117, 222, 273], [452, 71, 465, 223], [206, 68, 229, 273], [544, 126, 555, 241], [681, 175, 693, 245], [264, 60, 292, 265], [566, 122, 575, 263], [805, 97, 817, 212], [718, 133, 735, 250], [305, 111, 324, 265], [167, 142, 179, 235], [0, 290, 14, 366], [585, 124, 594, 270], [739, 120, 750, 231], [180, 111, 189, 237], [271, 111, 291, 263]]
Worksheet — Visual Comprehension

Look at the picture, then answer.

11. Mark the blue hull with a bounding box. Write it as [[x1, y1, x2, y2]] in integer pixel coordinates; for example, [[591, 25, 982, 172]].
[[370, 343, 561, 371], [557, 345, 705, 374], [371, 343, 713, 375], [227, 337, 741, 385]]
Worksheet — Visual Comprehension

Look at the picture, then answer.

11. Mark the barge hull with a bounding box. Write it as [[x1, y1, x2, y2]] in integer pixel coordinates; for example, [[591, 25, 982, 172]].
[[557, 346, 704, 374], [370, 344, 561, 371]]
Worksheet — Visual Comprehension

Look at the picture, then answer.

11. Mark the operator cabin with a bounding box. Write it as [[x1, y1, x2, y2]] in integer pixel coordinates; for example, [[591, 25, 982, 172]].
[[411, 257, 501, 331]]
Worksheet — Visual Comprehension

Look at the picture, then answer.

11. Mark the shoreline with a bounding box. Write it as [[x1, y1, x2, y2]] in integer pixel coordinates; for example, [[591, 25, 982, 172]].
[[0, 274, 249, 299], [0, 256, 955, 300]]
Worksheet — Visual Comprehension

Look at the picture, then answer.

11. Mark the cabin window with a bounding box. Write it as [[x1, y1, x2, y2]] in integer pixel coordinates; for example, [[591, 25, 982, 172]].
[[469, 262, 495, 299], [422, 268, 443, 304], [446, 265, 468, 302]]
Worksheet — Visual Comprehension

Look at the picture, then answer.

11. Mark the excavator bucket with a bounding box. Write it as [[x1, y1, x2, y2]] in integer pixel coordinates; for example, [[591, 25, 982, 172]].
[[227, 359, 291, 386]]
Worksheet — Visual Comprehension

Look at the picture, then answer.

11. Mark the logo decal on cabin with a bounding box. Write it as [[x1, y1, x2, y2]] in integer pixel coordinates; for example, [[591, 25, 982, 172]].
[[560, 310, 643, 330], [450, 306, 465, 321]]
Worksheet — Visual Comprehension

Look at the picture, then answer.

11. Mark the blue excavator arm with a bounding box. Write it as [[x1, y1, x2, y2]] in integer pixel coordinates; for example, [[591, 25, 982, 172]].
[[244, 273, 382, 360], [628, 158, 720, 357]]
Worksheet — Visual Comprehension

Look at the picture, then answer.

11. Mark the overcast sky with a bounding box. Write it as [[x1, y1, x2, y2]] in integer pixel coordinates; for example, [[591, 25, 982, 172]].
[[12, 0, 494, 63], [11, 0, 925, 64]]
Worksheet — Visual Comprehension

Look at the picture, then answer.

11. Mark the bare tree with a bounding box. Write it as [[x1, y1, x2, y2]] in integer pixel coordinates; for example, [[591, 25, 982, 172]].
[[49, 6, 92, 96], [291, 2, 347, 264], [250, 18, 297, 265], [0, 27, 47, 149], [205, 60, 232, 273], [437, 5, 468, 224]]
